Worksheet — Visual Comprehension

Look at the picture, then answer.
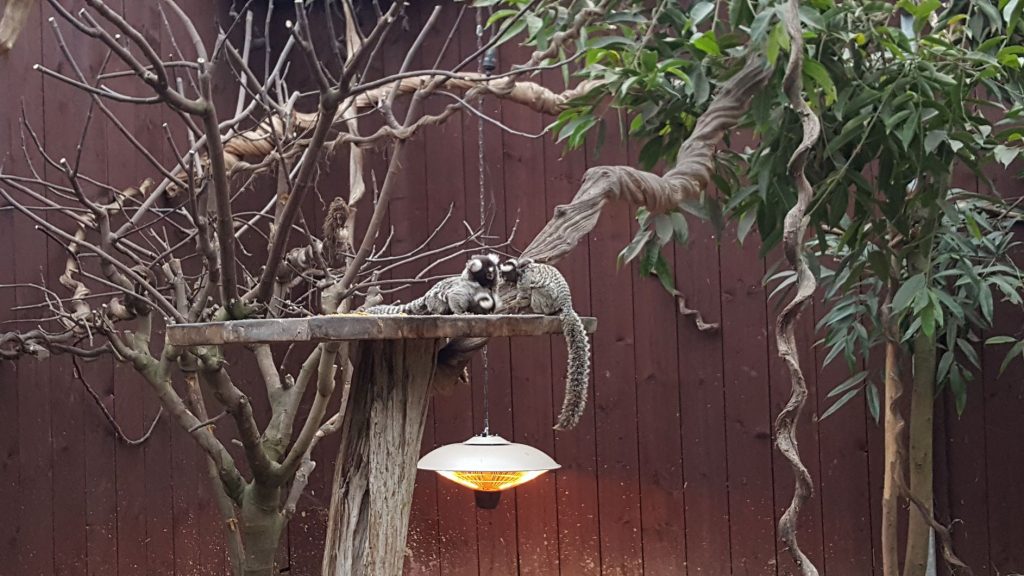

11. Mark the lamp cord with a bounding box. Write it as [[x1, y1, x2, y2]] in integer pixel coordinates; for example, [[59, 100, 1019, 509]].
[[476, 7, 490, 437]]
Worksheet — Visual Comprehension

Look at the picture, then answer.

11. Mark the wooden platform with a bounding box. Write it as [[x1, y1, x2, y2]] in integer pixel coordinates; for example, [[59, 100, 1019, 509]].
[[165, 314, 598, 346]]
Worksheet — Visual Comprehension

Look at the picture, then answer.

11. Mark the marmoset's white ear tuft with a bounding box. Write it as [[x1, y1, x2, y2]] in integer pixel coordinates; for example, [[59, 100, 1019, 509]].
[[469, 259, 483, 272]]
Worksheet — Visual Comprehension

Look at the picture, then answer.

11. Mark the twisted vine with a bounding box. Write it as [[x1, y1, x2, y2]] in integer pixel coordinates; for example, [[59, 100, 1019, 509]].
[[773, 0, 822, 574]]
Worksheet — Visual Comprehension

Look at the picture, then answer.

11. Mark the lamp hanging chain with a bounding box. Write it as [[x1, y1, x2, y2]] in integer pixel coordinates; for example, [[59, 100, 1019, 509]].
[[476, 6, 491, 437]]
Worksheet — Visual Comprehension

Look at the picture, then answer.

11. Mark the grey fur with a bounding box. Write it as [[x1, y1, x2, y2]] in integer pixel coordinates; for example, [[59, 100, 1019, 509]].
[[364, 255, 498, 315], [500, 258, 590, 430]]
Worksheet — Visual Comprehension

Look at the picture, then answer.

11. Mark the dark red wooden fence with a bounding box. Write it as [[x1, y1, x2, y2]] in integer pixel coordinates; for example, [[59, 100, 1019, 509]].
[[2, 2, 1023, 575]]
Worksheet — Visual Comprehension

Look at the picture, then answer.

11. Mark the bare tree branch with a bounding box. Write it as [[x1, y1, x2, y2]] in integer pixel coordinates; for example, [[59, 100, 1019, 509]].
[[71, 356, 163, 445], [522, 56, 773, 264]]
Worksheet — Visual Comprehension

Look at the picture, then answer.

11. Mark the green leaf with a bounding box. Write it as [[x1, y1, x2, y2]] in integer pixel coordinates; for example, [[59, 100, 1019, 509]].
[[937, 350, 954, 384], [892, 274, 927, 314], [617, 230, 651, 268], [729, 0, 755, 28], [827, 371, 869, 398], [637, 207, 651, 229], [766, 21, 787, 67], [899, 109, 920, 150], [898, 0, 941, 19], [654, 214, 674, 245], [691, 32, 722, 56], [798, 5, 826, 30], [585, 36, 632, 49], [994, 144, 1020, 167], [486, 9, 518, 27], [803, 59, 837, 106], [1000, 340, 1024, 375], [979, 283, 994, 323], [640, 241, 660, 276], [691, 1, 715, 25], [670, 212, 689, 244], [924, 130, 947, 153], [748, 8, 775, 43], [651, 251, 677, 294], [1003, 0, 1022, 35], [820, 389, 861, 420], [737, 209, 757, 245], [950, 365, 968, 415], [986, 335, 1017, 345], [866, 382, 881, 423]]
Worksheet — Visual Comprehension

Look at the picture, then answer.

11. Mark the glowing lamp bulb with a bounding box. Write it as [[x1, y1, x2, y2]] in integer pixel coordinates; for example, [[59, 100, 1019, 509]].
[[418, 434, 559, 509]]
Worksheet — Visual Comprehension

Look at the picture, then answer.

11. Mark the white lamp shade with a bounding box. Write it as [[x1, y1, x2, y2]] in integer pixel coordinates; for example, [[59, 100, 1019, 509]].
[[418, 434, 559, 492]]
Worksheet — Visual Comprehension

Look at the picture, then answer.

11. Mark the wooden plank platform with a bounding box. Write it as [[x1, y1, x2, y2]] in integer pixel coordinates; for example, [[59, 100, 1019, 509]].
[[166, 314, 598, 346]]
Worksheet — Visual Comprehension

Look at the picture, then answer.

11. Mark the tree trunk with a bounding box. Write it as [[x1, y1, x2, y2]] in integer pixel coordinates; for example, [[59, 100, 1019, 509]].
[[238, 483, 286, 576], [904, 327, 937, 576], [321, 339, 439, 576], [882, 325, 905, 576]]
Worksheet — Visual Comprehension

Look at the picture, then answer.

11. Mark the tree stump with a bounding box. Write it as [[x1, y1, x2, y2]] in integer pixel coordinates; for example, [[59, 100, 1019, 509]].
[[321, 338, 439, 576]]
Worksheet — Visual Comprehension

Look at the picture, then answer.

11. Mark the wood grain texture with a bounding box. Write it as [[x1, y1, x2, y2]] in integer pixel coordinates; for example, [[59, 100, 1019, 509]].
[[167, 315, 599, 346], [675, 218, 732, 576], [3, 4, 1024, 575], [719, 229, 777, 576], [501, 39, 561, 576]]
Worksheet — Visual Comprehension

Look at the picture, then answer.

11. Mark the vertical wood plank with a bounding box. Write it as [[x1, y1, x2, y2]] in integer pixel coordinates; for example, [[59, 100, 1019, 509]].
[[675, 220, 730, 576], [945, 352, 991, 575], [41, 0, 111, 572], [13, 1, 54, 574], [984, 270, 1024, 574], [0, 8, 34, 557], [0, 203, 22, 573], [498, 41, 562, 576], [586, 129, 643, 576], [633, 253, 687, 576], [542, 83, 601, 576], [718, 231, 777, 576], [625, 139, 686, 576]]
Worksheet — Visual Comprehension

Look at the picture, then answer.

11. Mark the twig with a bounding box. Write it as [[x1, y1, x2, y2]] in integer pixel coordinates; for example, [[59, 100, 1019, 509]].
[[187, 410, 228, 433], [72, 356, 162, 446]]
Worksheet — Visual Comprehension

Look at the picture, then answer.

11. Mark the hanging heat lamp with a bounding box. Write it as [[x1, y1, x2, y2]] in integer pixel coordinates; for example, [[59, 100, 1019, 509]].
[[418, 432, 559, 509], [419, 25, 559, 510]]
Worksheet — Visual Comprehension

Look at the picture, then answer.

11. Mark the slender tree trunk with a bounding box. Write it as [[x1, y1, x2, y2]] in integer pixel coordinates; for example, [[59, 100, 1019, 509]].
[[904, 316, 937, 576], [322, 339, 438, 576], [183, 369, 246, 576], [882, 306, 906, 576], [238, 483, 287, 576]]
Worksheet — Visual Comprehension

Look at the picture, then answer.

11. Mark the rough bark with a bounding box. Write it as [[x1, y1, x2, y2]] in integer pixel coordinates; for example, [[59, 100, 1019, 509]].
[[321, 339, 438, 576], [0, 0, 35, 54], [522, 55, 772, 264], [772, 1, 821, 574]]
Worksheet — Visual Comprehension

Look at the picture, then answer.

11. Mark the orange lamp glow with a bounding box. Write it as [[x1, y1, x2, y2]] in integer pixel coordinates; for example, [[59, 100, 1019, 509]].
[[418, 434, 559, 509], [437, 470, 547, 492]]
